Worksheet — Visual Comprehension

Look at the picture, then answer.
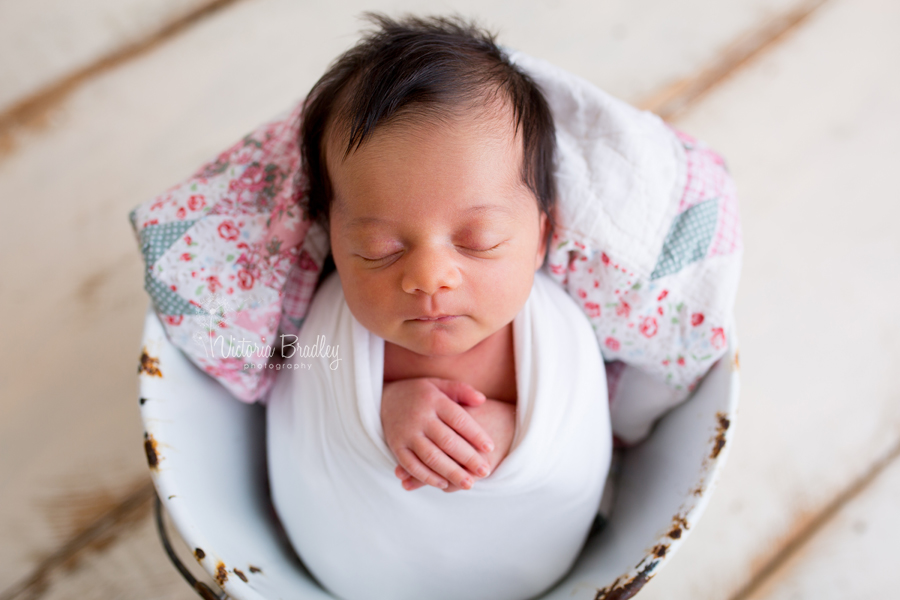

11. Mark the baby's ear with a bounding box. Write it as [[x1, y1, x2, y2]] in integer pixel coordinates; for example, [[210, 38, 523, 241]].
[[535, 211, 550, 270]]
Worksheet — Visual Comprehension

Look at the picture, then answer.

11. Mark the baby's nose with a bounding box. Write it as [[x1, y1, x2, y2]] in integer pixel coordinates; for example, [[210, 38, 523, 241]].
[[400, 246, 462, 296]]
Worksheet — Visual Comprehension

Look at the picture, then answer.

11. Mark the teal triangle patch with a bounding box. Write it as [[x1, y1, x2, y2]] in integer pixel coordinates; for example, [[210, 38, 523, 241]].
[[651, 198, 718, 280], [139, 220, 197, 267], [145, 272, 204, 316]]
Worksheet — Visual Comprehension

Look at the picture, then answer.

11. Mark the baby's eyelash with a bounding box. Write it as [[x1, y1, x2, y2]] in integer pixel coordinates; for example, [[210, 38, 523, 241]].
[[461, 242, 504, 253], [359, 251, 401, 264]]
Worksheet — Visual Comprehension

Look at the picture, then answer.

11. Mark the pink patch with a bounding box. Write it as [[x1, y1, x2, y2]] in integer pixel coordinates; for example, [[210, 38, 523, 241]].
[[605, 337, 620, 352]]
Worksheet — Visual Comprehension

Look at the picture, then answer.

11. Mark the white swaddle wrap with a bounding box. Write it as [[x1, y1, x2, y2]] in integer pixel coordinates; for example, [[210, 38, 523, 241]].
[[267, 269, 612, 600]]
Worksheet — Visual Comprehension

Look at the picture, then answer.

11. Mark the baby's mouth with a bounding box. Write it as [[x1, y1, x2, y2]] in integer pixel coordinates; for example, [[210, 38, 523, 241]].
[[411, 315, 459, 323]]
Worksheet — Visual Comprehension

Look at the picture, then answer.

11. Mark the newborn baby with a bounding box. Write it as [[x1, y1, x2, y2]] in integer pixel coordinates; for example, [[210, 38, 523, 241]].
[[267, 15, 612, 600]]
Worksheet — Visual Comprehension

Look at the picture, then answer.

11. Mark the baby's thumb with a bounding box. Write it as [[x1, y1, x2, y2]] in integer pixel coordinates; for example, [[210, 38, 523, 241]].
[[434, 379, 486, 406]]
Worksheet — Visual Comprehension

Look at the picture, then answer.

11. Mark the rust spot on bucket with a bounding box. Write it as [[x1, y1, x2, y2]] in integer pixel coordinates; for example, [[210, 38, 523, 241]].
[[215, 562, 228, 586], [144, 433, 159, 469], [139, 348, 162, 377], [139, 397, 147, 405], [668, 514, 689, 539], [711, 412, 731, 459], [194, 547, 205, 560], [651, 544, 668, 558], [249, 565, 262, 574], [234, 568, 248, 582], [732, 348, 740, 371], [594, 560, 658, 600]]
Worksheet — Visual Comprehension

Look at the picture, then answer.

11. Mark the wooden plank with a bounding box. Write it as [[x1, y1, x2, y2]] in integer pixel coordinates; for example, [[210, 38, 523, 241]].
[[743, 445, 900, 599], [0, 0, 229, 116]]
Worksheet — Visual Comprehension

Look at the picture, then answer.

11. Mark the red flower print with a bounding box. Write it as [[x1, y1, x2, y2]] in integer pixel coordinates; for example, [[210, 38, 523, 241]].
[[142, 219, 159, 227], [677, 356, 686, 366], [237, 269, 255, 290], [207, 276, 222, 293], [711, 327, 726, 349], [657, 306, 664, 315], [691, 313, 705, 326], [176, 207, 186, 219], [550, 263, 565, 275], [187, 195, 206, 211], [657, 290, 668, 301], [639, 316, 658, 338], [577, 289, 587, 299], [616, 301, 631, 318], [584, 302, 601, 318], [180, 253, 192, 262], [605, 337, 620, 351], [218, 220, 240, 241], [165, 315, 183, 326], [184, 235, 192, 245], [601, 252, 610, 266]]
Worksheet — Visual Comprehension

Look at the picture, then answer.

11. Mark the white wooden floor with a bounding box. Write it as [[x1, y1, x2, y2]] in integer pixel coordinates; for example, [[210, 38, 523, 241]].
[[1, 0, 897, 598]]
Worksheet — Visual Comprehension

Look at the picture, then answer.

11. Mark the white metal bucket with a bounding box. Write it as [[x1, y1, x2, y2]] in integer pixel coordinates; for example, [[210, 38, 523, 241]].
[[139, 305, 739, 599]]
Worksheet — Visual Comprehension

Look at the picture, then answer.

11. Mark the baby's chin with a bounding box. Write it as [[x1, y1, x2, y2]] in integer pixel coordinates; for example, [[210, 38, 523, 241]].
[[384, 324, 484, 359]]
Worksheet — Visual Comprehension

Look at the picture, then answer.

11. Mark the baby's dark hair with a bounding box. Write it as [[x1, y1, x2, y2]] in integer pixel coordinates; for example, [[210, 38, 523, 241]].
[[299, 13, 556, 226]]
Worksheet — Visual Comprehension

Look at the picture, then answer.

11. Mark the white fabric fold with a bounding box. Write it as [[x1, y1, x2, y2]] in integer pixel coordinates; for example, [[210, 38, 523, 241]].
[[267, 270, 612, 600]]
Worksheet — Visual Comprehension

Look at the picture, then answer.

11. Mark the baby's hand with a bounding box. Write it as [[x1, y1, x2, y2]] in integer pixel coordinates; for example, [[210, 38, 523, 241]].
[[381, 378, 495, 492], [395, 398, 517, 492]]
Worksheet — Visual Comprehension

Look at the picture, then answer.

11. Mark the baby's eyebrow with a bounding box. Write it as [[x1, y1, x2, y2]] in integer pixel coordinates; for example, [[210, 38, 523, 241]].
[[346, 216, 394, 228], [463, 204, 517, 217]]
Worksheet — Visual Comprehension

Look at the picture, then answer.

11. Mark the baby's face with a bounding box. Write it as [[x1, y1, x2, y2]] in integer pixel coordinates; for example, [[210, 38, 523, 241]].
[[327, 107, 548, 358]]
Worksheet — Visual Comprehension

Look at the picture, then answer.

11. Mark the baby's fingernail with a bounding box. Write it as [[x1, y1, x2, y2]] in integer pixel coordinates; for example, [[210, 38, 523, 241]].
[[477, 465, 489, 477], [460, 478, 472, 489], [437, 480, 448, 489], [483, 442, 494, 452]]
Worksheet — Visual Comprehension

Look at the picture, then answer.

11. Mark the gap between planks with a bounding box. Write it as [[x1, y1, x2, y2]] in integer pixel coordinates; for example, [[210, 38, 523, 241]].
[[0, 0, 246, 156]]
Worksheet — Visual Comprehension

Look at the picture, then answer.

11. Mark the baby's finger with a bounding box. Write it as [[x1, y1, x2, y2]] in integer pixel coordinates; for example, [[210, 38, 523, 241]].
[[409, 436, 474, 490], [394, 464, 410, 480], [395, 446, 450, 490], [437, 402, 495, 454], [432, 379, 486, 407], [425, 420, 492, 481], [401, 475, 425, 491]]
